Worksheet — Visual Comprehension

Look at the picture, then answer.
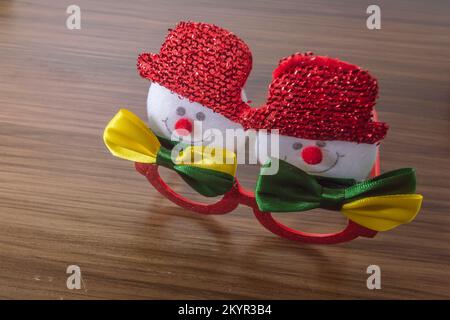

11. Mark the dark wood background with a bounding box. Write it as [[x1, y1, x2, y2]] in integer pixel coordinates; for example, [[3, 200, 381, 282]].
[[0, 0, 449, 299]]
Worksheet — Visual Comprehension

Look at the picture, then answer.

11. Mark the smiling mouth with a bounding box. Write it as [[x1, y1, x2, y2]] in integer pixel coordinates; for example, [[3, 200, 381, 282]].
[[307, 152, 345, 174], [162, 117, 211, 144]]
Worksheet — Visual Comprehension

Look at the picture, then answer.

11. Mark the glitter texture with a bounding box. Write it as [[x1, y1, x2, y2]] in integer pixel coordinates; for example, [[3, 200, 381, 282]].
[[243, 53, 388, 144], [137, 21, 252, 122]]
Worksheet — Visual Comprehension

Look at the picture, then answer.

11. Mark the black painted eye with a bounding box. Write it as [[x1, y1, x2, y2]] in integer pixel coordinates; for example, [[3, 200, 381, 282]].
[[196, 112, 206, 121], [316, 141, 326, 147], [176, 107, 186, 116], [292, 142, 303, 150]]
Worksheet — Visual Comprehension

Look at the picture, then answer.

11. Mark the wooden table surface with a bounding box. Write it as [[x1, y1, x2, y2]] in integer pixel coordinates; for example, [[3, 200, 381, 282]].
[[1, 0, 449, 299]]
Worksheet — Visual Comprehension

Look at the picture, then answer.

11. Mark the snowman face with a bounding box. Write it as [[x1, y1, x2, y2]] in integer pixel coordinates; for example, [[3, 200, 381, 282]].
[[258, 133, 377, 181], [147, 83, 245, 150]]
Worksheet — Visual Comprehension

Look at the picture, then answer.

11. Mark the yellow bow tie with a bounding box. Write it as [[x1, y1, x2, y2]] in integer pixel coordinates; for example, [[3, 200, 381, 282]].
[[341, 194, 423, 231], [103, 109, 237, 197]]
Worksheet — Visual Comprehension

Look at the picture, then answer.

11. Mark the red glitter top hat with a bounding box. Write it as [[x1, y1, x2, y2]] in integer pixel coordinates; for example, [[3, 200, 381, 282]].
[[137, 21, 252, 122], [244, 53, 388, 144]]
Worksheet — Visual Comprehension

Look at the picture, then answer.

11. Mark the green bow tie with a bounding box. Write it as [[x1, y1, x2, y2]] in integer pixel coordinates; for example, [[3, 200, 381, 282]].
[[255, 159, 417, 212], [152, 135, 235, 196], [155, 146, 236, 197]]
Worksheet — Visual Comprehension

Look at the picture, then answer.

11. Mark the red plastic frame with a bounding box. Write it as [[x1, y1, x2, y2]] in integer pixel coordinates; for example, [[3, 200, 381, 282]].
[[135, 112, 381, 244], [135, 151, 379, 244]]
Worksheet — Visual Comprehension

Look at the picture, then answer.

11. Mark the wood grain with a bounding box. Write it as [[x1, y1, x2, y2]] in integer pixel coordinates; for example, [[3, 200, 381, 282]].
[[0, 0, 449, 299]]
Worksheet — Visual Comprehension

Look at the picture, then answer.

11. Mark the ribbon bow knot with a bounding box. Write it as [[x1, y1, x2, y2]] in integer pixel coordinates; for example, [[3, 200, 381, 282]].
[[256, 159, 423, 232], [103, 109, 237, 197], [319, 188, 345, 210]]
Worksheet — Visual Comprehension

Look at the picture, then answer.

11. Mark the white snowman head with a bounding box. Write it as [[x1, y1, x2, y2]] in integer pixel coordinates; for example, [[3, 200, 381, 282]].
[[147, 83, 246, 150], [136, 21, 253, 151], [251, 53, 388, 181], [258, 133, 378, 181]]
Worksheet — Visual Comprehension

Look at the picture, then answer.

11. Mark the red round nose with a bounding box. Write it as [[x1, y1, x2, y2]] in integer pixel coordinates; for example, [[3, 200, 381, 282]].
[[174, 118, 193, 136], [301, 146, 323, 165]]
